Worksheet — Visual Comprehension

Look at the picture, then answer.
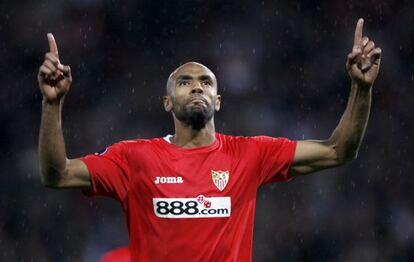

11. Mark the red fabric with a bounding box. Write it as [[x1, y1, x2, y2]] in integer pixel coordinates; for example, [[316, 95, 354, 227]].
[[81, 133, 297, 262], [101, 247, 130, 262]]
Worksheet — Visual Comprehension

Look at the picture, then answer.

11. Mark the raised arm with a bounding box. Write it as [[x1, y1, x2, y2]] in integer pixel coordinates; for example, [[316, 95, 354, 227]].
[[38, 33, 91, 188], [289, 18, 382, 177]]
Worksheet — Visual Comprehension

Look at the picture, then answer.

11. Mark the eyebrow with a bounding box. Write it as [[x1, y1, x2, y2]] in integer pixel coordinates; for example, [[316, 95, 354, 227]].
[[176, 75, 214, 82], [176, 75, 192, 81], [199, 75, 213, 82]]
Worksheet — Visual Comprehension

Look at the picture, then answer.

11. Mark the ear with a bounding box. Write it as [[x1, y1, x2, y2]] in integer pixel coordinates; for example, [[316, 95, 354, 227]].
[[215, 95, 221, 112], [163, 96, 173, 112]]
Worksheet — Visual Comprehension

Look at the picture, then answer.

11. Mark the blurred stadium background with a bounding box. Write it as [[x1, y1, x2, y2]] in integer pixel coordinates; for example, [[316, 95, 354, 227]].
[[1, 0, 413, 261]]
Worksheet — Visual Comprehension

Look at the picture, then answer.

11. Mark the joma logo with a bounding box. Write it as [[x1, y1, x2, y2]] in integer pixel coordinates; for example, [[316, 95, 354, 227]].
[[154, 176, 184, 184]]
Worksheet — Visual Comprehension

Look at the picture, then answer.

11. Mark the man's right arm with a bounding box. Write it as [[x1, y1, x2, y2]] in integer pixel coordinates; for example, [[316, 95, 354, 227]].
[[38, 33, 90, 189]]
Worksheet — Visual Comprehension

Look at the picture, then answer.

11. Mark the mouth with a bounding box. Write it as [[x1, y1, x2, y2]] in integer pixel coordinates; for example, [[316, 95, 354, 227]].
[[190, 99, 206, 104], [188, 96, 207, 105]]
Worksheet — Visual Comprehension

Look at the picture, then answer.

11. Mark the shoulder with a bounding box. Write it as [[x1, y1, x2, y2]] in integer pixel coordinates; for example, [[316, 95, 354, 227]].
[[101, 137, 166, 156], [115, 137, 167, 150], [217, 133, 294, 151], [217, 133, 288, 144], [216, 133, 263, 151], [217, 133, 249, 144]]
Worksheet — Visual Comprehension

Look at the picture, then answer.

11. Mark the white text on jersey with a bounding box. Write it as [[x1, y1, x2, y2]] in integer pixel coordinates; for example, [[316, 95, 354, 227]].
[[154, 176, 184, 184], [153, 195, 231, 218]]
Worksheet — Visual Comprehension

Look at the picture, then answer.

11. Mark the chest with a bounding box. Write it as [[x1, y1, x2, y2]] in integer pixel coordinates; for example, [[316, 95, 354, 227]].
[[126, 147, 260, 220], [128, 149, 259, 198]]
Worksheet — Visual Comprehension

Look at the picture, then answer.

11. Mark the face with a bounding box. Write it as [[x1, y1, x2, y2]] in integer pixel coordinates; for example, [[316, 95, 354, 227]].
[[164, 62, 221, 130]]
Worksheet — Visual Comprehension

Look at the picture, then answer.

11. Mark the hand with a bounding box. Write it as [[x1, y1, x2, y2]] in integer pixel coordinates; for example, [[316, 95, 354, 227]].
[[346, 18, 382, 88], [38, 33, 72, 103]]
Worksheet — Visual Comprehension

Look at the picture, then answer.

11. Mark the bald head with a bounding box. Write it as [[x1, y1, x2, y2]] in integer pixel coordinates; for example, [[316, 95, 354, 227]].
[[163, 61, 221, 130], [166, 62, 217, 96]]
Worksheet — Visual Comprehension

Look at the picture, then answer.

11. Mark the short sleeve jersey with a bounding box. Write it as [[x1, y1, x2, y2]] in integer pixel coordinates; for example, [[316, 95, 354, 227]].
[[80, 133, 297, 262]]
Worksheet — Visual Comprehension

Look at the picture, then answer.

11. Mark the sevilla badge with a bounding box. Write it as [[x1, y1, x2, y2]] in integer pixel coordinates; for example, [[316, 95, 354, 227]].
[[211, 170, 229, 191]]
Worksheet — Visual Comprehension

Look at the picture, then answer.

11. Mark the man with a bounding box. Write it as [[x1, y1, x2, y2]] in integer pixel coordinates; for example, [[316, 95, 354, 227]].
[[38, 18, 381, 261]]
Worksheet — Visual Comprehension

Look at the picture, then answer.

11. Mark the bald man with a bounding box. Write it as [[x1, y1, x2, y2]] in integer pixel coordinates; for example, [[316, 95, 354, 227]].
[[38, 19, 381, 261]]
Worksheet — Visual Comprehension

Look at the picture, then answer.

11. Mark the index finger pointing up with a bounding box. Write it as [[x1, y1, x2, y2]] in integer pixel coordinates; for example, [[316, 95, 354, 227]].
[[353, 18, 364, 47], [47, 33, 59, 55]]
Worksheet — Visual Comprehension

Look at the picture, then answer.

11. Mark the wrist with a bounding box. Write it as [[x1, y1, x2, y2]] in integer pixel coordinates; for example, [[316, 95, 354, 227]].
[[351, 80, 373, 91], [42, 97, 64, 107]]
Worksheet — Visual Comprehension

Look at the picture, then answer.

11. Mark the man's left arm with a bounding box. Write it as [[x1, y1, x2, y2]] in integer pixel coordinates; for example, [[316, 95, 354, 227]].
[[288, 18, 382, 177]]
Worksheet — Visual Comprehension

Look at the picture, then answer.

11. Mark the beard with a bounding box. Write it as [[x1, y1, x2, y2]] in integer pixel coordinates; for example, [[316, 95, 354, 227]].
[[172, 96, 215, 130]]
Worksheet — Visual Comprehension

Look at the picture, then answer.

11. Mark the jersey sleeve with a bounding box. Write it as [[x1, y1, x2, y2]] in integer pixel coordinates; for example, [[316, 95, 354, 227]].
[[80, 142, 130, 201], [252, 136, 297, 185]]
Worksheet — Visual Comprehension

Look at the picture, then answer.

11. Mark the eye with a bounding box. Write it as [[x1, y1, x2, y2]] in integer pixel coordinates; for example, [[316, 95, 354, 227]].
[[178, 81, 189, 86], [202, 81, 212, 86]]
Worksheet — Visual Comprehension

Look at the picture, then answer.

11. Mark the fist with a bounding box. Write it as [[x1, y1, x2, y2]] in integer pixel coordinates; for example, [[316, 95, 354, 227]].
[[38, 33, 72, 103]]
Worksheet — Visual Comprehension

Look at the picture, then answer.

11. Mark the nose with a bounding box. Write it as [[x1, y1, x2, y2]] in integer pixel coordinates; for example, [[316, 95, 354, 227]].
[[191, 82, 203, 94]]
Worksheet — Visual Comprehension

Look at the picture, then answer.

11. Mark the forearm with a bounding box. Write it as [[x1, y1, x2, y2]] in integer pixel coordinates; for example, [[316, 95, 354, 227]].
[[38, 99, 68, 185], [329, 81, 372, 162]]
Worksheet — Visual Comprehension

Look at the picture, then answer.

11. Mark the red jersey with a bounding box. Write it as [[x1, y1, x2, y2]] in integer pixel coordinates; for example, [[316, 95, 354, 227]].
[[81, 133, 297, 262], [101, 246, 130, 262]]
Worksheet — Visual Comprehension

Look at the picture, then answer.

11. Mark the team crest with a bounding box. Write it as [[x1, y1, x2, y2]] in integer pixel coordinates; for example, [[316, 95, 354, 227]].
[[211, 170, 229, 191]]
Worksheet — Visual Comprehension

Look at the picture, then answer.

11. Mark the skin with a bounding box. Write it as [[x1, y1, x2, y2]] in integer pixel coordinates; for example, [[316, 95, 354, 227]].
[[163, 62, 221, 147], [38, 18, 381, 188], [288, 18, 381, 176], [38, 34, 90, 188]]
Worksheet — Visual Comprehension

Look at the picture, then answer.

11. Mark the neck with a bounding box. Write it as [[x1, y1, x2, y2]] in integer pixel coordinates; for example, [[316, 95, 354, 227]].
[[171, 118, 216, 148]]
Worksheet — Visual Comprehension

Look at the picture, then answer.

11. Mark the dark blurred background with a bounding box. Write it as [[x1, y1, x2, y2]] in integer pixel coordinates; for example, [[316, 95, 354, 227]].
[[1, 0, 413, 261]]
